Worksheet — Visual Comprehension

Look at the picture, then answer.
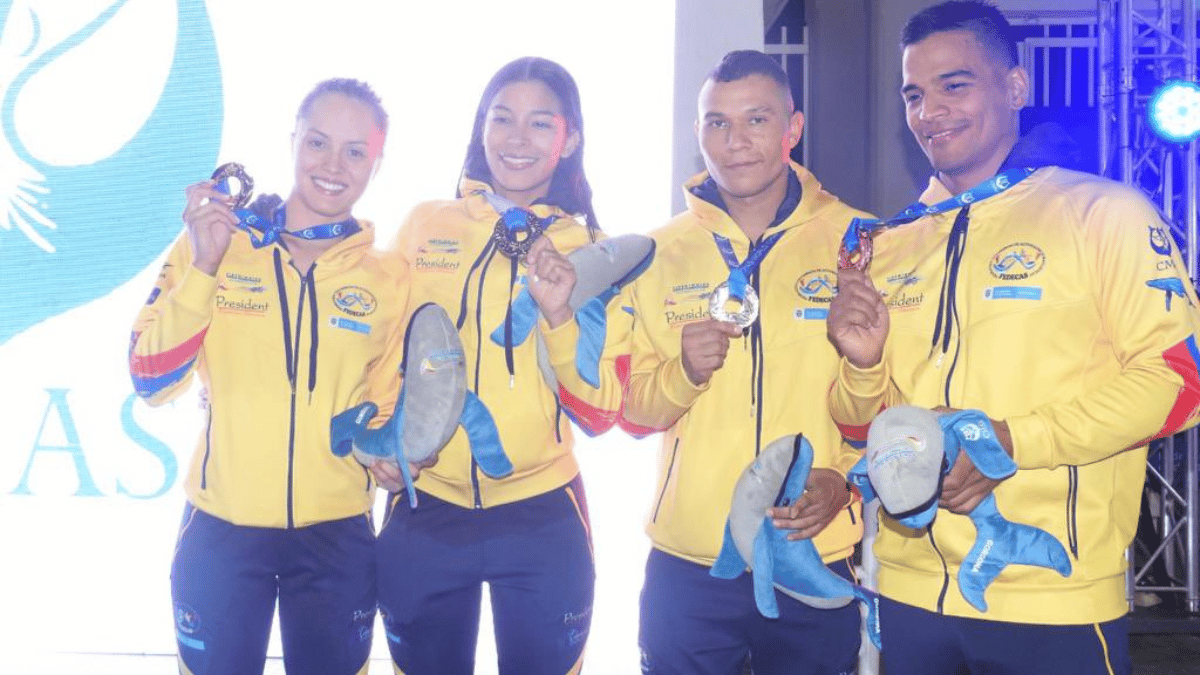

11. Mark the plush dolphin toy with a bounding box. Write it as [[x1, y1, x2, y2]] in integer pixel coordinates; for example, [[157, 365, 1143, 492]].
[[331, 302, 512, 507], [710, 434, 881, 648], [489, 234, 655, 401], [848, 406, 1072, 612]]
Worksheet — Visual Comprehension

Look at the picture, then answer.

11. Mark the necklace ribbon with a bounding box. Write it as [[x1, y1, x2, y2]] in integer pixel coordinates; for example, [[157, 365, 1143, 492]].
[[709, 231, 784, 327], [837, 168, 1036, 271]]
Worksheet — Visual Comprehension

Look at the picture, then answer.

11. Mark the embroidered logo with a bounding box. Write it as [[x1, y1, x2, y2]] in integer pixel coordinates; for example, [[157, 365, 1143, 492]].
[[795, 269, 836, 303], [415, 238, 462, 273], [1147, 277, 1193, 312], [664, 282, 711, 306], [881, 271, 924, 311], [1149, 224, 1174, 256], [218, 272, 266, 293], [989, 243, 1045, 280], [332, 286, 377, 317]]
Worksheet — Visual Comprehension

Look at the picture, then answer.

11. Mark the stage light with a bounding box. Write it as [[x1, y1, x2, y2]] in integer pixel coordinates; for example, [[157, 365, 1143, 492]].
[[1149, 80, 1200, 143]]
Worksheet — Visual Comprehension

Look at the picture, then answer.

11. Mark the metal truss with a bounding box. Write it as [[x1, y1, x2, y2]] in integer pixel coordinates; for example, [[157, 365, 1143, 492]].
[[1098, 0, 1199, 616]]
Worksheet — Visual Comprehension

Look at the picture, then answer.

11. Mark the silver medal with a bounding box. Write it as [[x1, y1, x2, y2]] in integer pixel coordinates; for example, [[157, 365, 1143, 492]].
[[708, 282, 759, 328]]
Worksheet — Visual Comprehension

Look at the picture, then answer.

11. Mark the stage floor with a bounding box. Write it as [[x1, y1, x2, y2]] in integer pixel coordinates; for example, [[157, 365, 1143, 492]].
[[15, 636, 1200, 675]]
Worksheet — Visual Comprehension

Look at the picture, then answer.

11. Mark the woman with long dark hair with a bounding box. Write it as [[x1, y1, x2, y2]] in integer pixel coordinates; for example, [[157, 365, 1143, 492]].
[[372, 56, 625, 674]]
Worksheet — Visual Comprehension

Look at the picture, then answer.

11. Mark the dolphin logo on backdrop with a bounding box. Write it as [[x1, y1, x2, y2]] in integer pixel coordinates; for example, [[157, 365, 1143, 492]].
[[0, 0, 222, 344]]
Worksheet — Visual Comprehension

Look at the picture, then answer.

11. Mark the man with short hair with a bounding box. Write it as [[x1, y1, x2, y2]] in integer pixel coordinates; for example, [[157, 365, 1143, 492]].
[[827, 2, 1200, 673], [620, 49, 872, 674]]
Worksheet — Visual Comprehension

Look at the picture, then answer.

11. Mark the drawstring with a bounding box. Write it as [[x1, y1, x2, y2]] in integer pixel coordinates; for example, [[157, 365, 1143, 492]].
[[271, 249, 319, 397], [455, 233, 522, 392], [930, 205, 971, 406], [456, 238, 497, 329], [503, 255, 518, 387], [931, 205, 970, 357], [472, 247, 499, 393], [454, 236, 499, 395]]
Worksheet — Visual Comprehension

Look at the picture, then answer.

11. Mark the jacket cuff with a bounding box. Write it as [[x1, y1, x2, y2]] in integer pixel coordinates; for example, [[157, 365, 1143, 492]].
[[175, 265, 219, 316], [663, 354, 708, 410], [838, 356, 890, 399], [1005, 412, 1054, 470], [539, 316, 580, 366]]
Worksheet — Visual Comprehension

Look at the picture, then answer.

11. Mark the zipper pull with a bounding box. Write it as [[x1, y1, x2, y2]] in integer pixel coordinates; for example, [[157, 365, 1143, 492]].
[[936, 352, 945, 368]]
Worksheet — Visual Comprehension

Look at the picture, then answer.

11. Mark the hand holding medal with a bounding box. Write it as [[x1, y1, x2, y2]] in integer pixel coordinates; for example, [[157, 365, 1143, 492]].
[[181, 167, 243, 275], [827, 168, 1037, 369]]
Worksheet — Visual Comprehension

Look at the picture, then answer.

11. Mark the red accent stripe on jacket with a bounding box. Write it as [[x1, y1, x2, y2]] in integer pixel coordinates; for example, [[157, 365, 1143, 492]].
[[1153, 335, 1200, 440], [129, 329, 208, 377], [614, 354, 667, 438]]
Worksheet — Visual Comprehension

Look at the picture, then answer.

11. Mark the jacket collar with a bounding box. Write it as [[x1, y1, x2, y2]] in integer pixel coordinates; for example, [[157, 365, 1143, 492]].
[[458, 176, 573, 223], [682, 162, 841, 242]]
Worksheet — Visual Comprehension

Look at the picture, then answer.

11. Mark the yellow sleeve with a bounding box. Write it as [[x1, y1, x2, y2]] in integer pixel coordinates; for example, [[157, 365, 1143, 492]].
[[128, 232, 215, 406], [532, 227, 633, 435], [618, 278, 709, 435], [359, 252, 411, 430], [540, 296, 632, 436], [827, 354, 904, 447], [1007, 187, 1200, 469]]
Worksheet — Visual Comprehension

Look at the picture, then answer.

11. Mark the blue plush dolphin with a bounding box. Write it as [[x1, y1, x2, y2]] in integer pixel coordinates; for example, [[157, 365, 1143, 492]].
[[849, 406, 1072, 612], [330, 303, 512, 507], [710, 434, 881, 648]]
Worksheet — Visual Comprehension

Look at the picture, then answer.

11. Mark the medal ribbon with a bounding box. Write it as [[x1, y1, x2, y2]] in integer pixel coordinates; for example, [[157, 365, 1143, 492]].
[[713, 231, 785, 301], [214, 178, 358, 249], [838, 168, 1036, 269]]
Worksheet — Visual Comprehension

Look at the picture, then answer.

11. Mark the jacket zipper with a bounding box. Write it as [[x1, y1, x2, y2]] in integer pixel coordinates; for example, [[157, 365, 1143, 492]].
[[651, 437, 680, 523], [1067, 466, 1079, 558], [286, 384, 298, 528], [200, 408, 213, 489], [471, 458, 483, 509], [928, 526, 951, 614], [274, 251, 303, 529]]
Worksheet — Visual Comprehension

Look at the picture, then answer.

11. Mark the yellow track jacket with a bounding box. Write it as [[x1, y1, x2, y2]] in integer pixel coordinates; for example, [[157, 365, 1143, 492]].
[[379, 179, 627, 509], [130, 219, 409, 528], [621, 164, 871, 566], [831, 166, 1200, 624]]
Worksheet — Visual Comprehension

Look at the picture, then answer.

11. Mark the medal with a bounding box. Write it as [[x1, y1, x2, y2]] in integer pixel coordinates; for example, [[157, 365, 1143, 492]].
[[837, 228, 873, 271], [211, 162, 254, 210], [491, 208, 548, 259], [482, 191, 555, 259], [708, 282, 760, 328], [709, 231, 782, 329]]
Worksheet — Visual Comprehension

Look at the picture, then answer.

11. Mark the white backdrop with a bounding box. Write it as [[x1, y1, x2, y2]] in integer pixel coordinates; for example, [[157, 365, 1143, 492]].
[[0, 0, 672, 671]]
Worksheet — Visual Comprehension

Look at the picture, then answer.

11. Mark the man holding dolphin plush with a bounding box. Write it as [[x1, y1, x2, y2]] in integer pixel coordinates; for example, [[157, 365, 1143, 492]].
[[826, 2, 1200, 673], [618, 50, 875, 674]]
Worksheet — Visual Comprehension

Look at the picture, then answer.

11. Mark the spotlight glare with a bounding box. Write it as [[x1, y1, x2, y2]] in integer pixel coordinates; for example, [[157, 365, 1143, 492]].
[[1149, 80, 1200, 143]]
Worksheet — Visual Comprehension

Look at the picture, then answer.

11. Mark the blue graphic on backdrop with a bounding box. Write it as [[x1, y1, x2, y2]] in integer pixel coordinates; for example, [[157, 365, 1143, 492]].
[[0, 0, 222, 344]]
